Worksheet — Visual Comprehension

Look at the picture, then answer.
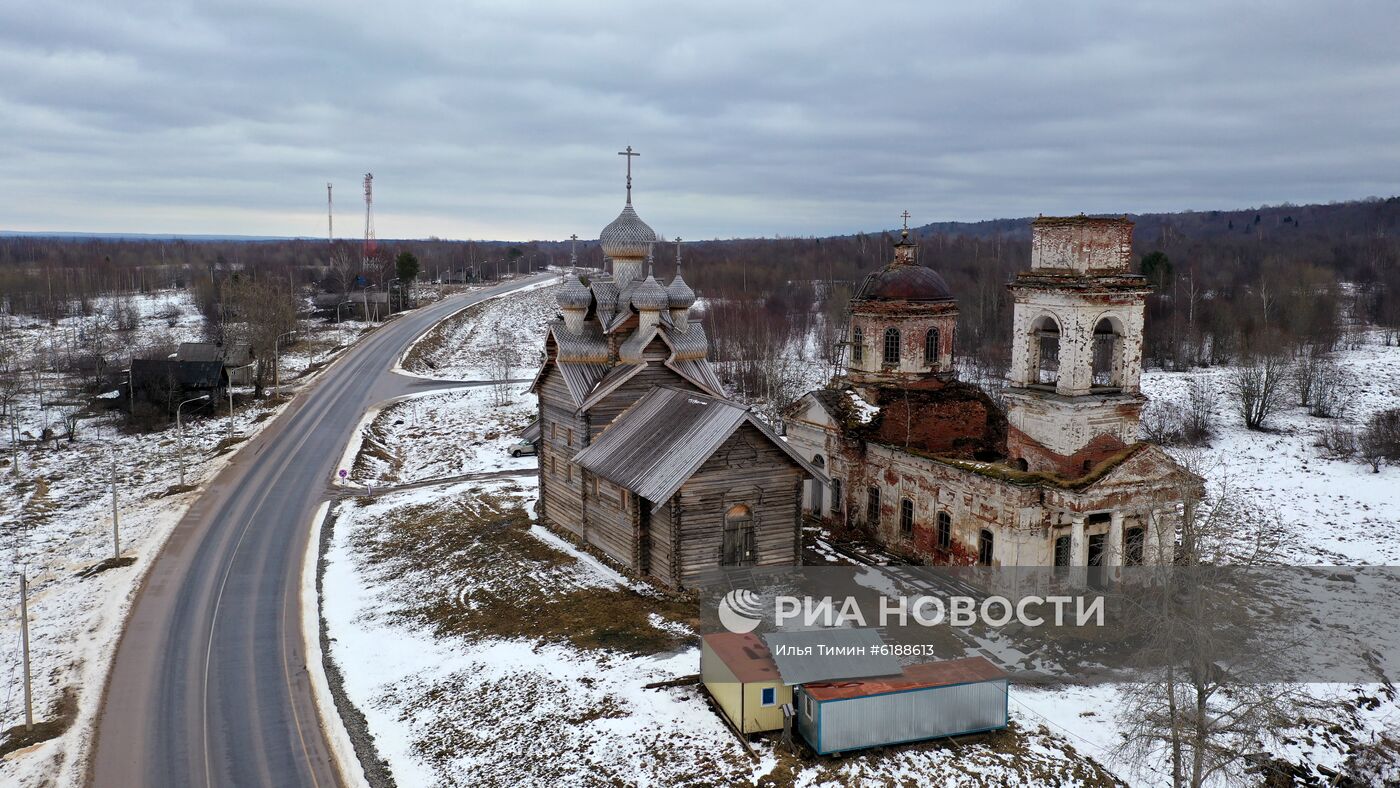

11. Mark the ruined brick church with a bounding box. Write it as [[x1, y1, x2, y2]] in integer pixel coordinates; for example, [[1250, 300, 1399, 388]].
[[784, 216, 1195, 568]]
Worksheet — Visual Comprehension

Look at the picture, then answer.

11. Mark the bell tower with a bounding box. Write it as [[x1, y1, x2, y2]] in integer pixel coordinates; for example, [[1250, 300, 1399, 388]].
[[1003, 216, 1152, 475]]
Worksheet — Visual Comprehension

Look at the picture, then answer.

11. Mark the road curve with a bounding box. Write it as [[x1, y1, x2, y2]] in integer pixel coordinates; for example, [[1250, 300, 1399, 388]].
[[90, 274, 554, 788]]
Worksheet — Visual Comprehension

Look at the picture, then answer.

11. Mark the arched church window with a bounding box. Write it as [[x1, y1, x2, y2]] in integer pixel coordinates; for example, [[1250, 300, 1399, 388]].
[[978, 529, 994, 566], [722, 504, 755, 566], [883, 328, 900, 365], [924, 328, 939, 366], [851, 326, 864, 363], [1092, 317, 1123, 389]]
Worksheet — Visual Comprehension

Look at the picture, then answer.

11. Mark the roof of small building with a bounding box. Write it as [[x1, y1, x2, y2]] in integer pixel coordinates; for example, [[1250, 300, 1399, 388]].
[[801, 656, 1007, 701], [131, 358, 225, 389], [703, 632, 782, 684], [762, 628, 902, 686], [176, 342, 222, 362], [572, 386, 826, 502]]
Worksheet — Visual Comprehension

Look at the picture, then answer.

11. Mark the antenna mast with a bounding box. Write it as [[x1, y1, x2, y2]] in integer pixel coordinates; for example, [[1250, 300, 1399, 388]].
[[362, 172, 375, 265], [327, 183, 334, 246]]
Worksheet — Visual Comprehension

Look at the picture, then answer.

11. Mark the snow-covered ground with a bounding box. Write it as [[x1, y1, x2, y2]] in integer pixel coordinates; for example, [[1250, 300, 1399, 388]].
[[323, 478, 1122, 786], [399, 280, 560, 381], [0, 289, 377, 786], [1140, 331, 1400, 565], [349, 383, 535, 487], [325, 278, 1400, 786]]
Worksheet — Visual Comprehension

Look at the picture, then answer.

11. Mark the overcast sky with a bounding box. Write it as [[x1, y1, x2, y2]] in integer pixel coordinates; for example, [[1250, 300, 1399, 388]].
[[2, 1, 1398, 240]]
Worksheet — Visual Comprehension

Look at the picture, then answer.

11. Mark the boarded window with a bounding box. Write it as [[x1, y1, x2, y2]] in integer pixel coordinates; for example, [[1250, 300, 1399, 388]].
[[831, 478, 843, 512], [866, 486, 880, 526], [978, 529, 994, 566], [937, 511, 951, 549], [883, 327, 900, 365], [924, 328, 939, 365], [851, 326, 864, 363], [722, 504, 755, 567], [899, 498, 914, 537]]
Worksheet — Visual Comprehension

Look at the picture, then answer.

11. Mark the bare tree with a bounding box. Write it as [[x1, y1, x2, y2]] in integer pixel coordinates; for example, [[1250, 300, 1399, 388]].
[[1228, 354, 1287, 431], [223, 275, 298, 397], [1358, 408, 1400, 473], [1117, 464, 1311, 787], [486, 329, 520, 407]]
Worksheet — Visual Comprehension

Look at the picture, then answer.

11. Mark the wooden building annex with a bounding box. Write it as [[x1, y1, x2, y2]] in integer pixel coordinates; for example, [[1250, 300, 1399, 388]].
[[529, 154, 824, 589]]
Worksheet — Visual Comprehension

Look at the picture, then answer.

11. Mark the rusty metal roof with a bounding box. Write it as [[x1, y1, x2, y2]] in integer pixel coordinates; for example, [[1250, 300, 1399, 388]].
[[853, 264, 955, 303], [573, 386, 825, 502], [802, 656, 1007, 700]]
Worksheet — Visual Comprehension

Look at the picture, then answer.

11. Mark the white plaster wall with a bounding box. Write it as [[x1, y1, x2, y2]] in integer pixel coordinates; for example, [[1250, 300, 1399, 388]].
[[1008, 291, 1144, 396]]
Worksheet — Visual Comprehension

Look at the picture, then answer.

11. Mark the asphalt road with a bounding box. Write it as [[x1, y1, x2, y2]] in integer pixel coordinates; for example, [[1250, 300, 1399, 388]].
[[90, 274, 554, 788]]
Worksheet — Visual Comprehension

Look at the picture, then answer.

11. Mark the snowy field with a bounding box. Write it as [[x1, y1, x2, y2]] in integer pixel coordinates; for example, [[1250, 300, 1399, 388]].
[[399, 279, 560, 380], [1141, 331, 1400, 565], [349, 383, 535, 487], [0, 289, 376, 785], [323, 478, 1123, 787]]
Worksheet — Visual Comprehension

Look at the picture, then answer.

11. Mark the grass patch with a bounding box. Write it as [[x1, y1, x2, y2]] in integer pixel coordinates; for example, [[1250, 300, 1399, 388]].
[[349, 486, 692, 655], [0, 687, 77, 759], [212, 434, 250, 455], [75, 555, 137, 578]]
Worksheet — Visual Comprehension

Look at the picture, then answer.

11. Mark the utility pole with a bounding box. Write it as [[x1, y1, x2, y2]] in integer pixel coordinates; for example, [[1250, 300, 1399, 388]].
[[111, 453, 121, 560], [327, 182, 334, 246], [19, 572, 33, 731]]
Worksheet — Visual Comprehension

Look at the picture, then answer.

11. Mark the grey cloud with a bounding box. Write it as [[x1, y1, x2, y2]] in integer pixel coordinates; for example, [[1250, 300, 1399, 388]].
[[1, 0, 1397, 239]]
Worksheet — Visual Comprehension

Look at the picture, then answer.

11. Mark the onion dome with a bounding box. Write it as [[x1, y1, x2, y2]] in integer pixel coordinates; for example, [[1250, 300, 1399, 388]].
[[852, 265, 955, 303], [557, 273, 591, 309], [600, 204, 657, 259], [666, 273, 696, 308], [631, 273, 669, 311]]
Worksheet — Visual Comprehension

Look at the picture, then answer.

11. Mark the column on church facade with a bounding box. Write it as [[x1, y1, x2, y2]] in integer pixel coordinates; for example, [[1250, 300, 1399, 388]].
[[1070, 515, 1088, 567], [1145, 515, 1163, 565], [1107, 511, 1124, 567]]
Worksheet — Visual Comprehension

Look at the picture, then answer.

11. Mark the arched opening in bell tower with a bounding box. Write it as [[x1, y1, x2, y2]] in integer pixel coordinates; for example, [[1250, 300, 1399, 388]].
[[1029, 315, 1061, 388], [1092, 316, 1125, 390]]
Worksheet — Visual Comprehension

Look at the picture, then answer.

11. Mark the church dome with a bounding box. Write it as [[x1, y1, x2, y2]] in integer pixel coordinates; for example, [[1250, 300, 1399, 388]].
[[666, 274, 696, 308], [600, 204, 657, 259], [853, 263, 955, 303], [631, 274, 669, 311], [557, 273, 592, 309]]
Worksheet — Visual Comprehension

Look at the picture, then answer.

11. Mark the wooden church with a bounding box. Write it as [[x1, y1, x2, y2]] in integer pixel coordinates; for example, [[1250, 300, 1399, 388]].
[[528, 150, 824, 589]]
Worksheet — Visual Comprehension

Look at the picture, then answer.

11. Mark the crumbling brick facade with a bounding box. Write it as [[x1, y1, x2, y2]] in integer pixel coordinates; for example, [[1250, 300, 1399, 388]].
[[784, 215, 1195, 569]]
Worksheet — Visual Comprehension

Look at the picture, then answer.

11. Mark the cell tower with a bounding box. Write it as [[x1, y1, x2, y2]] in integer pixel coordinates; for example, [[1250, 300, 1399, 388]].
[[326, 182, 333, 246], [362, 172, 376, 264]]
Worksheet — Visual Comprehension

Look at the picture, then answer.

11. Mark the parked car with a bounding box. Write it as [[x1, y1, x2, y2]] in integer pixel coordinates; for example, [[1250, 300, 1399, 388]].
[[508, 440, 537, 457]]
